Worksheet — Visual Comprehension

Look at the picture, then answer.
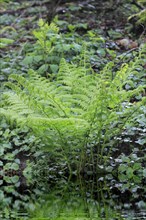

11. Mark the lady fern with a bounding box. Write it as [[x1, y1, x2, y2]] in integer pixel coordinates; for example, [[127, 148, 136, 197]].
[[1, 46, 146, 171]]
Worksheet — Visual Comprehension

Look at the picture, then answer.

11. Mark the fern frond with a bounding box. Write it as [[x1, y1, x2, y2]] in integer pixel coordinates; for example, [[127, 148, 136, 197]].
[[1, 53, 145, 154]]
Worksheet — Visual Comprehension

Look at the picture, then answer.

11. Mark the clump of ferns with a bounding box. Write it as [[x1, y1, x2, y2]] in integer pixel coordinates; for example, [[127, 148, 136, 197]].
[[0, 46, 146, 174]]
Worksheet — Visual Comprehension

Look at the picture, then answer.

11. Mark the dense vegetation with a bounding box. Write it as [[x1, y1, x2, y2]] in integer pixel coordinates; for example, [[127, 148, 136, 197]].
[[0, 0, 146, 219]]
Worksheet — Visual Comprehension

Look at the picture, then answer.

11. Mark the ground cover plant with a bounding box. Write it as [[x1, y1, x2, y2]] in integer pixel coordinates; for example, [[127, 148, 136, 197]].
[[0, 117, 46, 219]]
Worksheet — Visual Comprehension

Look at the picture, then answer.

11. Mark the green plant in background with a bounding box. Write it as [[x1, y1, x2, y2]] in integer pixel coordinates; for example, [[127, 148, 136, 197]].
[[0, 0, 11, 4], [0, 26, 17, 48], [22, 19, 82, 76], [128, 9, 146, 26], [118, 154, 144, 183], [128, 0, 146, 33], [22, 18, 109, 77], [136, 9, 146, 25], [116, 152, 146, 201], [0, 18, 116, 85], [22, 19, 57, 75], [137, 0, 146, 7], [1, 42, 146, 173], [0, 37, 14, 48], [0, 117, 44, 215]]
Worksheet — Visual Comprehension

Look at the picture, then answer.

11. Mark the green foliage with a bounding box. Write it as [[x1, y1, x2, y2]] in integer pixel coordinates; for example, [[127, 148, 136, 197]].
[[1, 43, 146, 170], [22, 19, 81, 76], [0, 117, 43, 215], [0, 37, 14, 48], [136, 9, 146, 25], [0, 0, 10, 3], [1, 2, 146, 219], [22, 19, 109, 76], [128, 9, 146, 25], [118, 154, 143, 182], [137, 0, 146, 7], [116, 152, 146, 196]]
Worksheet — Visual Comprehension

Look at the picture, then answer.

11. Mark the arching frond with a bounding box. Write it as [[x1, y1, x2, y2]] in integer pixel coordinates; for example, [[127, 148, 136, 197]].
[[1, 52, 145, 152]]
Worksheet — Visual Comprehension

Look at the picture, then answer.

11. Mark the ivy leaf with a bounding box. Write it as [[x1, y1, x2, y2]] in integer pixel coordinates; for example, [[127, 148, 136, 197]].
[[118, 173, 127, 181], [11, 163, 19, 171], [133, 163, 141, 170], [4, 162, 19, 171], [118, 164, 127, 172], [11, 175, 19, 183], [133, 175, 141, 183], [126, 167, 134, 179]]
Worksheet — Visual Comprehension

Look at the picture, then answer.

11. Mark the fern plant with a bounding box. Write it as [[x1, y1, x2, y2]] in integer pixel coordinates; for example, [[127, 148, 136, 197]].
[[128, 9, 146, 26], [1, 44, 146, 173]]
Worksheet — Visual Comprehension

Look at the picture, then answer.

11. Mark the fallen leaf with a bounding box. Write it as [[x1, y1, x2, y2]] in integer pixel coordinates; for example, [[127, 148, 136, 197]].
[[116, 38, 138, 50]]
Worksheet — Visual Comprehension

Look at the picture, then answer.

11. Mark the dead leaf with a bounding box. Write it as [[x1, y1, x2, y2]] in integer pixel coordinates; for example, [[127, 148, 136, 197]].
[[116, 38, 138, 50]]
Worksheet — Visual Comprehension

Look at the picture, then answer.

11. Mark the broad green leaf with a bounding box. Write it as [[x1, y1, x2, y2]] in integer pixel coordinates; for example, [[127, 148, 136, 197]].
[[118, 164, 127, 172], [11, 175, 19, 183], [126, 167, 134, 179], [38, 64, 49, 74], [50, 64, 59, 73], [133, 163, 141, 170], [22, 56, 34, 65]]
